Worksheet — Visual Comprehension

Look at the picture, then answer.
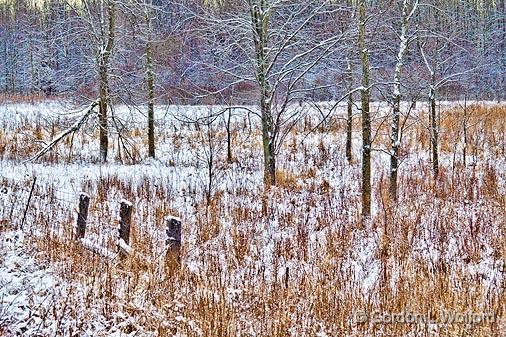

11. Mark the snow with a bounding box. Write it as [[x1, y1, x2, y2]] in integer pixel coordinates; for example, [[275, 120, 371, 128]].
[[0, 231, 56, 335], [117, 238, 132, 255], [119, 199, 133, 207], [80, 192, 90, 199], [80, 238, 117, 259], [0, 230, 165, 336], [166, 215, 182, 223]]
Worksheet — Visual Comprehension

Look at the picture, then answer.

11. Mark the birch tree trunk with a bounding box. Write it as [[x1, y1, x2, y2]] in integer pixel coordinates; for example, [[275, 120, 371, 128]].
[[2, 41, 6, 92], [389, 0, 418, 201], [226, 107, 233, 162], [358, 0, 371, 217]]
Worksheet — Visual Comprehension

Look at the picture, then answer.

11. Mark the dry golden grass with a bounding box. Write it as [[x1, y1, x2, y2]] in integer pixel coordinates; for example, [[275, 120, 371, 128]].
[[0, 103, 504, 336]]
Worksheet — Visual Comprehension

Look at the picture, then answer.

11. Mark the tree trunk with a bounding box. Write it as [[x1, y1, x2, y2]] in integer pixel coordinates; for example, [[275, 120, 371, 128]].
[[3, 36, 7, 92], [29, 32, 35, 95], [261, 94, 276, 186], [390, 94, 400, 201], [501, 0, 506, 100], [251, 1, 276, 187], [98, 0, 116, 163], [389, 0, 416, 201], [226, 108, 233, 162], [358, 0, 371, 217], [145, 6, 155, 159], [346, 57, 353, 163], [10, 43, 16, 93], [99, 64, 109, 163], [463, 95, 467, 166], [430, 84, 438, 177]]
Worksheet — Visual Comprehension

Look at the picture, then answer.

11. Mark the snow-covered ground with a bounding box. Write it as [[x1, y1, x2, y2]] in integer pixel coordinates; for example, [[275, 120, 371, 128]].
[[0, 230, 58, 336]]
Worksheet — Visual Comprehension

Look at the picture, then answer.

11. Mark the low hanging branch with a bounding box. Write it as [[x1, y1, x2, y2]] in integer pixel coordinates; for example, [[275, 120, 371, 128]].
[[25, 101, 99, 163]]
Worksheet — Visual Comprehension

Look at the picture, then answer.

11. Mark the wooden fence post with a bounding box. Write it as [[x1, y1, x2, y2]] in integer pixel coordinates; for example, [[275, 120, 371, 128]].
[[166, 216, 182, 264], [20, 176, 36, 229], [118, 200, 133, 254], [76, 192, 90, 239]]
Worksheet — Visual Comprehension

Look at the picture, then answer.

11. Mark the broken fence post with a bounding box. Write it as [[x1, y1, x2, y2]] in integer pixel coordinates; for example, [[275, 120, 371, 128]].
[[118, 199, 133, 255], [76, 192, 90, 240], [166, 216, 182, 263]]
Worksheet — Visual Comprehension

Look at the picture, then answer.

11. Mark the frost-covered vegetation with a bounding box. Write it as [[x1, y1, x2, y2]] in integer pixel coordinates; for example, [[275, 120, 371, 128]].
[[1, 0, 505, 336], [0, 101, 505, 336]]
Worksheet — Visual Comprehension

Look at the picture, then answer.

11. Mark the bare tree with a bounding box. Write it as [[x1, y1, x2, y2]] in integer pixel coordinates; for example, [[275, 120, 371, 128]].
[[417, 0, 483, 178], [96, 0, 116, 162], [144, 0, 156, 158], [193, 0, 349, 187], [389, 0, 419, 201], [62, 0, 118, 162], [358, 0, 371, 217], [345, 56, 354, 163]]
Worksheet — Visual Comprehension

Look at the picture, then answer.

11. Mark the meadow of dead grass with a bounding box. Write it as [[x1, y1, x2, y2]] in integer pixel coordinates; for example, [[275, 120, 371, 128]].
[[0, 102, 504, 336]]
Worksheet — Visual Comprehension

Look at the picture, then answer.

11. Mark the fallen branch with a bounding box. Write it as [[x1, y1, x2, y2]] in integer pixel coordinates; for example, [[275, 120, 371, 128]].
[[25, 101, 99, 163]]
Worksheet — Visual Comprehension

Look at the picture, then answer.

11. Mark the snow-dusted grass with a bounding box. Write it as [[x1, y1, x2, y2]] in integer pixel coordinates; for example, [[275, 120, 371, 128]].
[[0, 101, 505, 336]]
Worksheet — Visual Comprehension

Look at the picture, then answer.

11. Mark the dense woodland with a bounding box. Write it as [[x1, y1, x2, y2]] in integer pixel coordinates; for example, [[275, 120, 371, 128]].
[[1, 0, 504, 101]]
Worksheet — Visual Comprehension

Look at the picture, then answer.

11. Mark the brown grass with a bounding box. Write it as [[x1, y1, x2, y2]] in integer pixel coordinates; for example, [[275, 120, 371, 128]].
[[0, 103, 504, 336]]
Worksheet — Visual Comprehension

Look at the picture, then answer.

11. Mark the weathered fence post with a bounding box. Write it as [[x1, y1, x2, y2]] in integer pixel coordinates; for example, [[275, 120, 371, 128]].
[[166, 216, 182, 264], [76, 192, 90, 240], [118, 199, 133, 255], [20, 176, 37, 230]]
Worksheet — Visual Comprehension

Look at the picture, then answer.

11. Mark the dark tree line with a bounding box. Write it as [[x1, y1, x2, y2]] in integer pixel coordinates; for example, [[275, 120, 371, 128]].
[[0, 0, 504, 101]]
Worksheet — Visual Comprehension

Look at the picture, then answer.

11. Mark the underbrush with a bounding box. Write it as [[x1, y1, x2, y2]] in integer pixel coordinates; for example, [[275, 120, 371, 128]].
[[0, 102, 504, 336]]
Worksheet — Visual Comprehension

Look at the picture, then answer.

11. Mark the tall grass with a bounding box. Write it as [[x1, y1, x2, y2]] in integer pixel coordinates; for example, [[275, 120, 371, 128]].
[[0, 103, 504, 336]]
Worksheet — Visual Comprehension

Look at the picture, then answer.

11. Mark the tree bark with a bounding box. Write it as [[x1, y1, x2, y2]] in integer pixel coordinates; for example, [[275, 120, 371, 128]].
[[358, 0, 371, 217], [99, 64, 109, 163], [430, 83, 438, 177], [250, 1, 276, 187], [463, 95, 468, 166], [389, 0, 417, 201], [390, 94, 400, 201], [261, 93, 276, 186], [98, 0, 116, 163], [3, 34, 8, 92], [145, 5, 155, 159], [226, 108, 233, 162], [346, 57, 353, 163], [501, 0, 506, 100]]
